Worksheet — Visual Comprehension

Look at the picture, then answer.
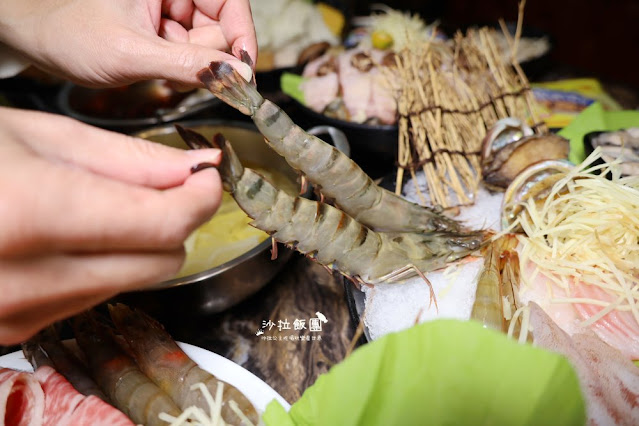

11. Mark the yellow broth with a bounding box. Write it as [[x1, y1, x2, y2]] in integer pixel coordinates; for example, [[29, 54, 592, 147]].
[[175, 166, 299, 278]]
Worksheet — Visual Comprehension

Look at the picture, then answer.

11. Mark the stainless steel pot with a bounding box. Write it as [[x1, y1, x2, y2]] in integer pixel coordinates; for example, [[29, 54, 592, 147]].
[[114, 119, 349, 318]]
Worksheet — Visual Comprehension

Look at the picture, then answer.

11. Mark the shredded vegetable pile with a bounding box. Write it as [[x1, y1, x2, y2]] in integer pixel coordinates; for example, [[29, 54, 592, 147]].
[[513, 148, 639, 326], [160, 382, 256, 426]]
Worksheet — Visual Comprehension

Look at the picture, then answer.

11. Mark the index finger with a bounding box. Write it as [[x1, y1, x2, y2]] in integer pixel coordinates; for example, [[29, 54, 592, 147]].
[[0, 156, 223, 256], [4, 108, 221, 189], [194, 0, 257, 64]]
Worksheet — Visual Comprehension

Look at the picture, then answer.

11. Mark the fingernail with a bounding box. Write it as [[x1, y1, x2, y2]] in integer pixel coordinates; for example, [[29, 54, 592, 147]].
[[234, 61, 253, 82], [186, 148, 221, 162], [190, 162, 217, 174]]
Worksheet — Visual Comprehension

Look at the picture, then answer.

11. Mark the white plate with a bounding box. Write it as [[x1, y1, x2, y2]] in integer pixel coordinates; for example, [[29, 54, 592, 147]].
[[0, 341, 290, 414]]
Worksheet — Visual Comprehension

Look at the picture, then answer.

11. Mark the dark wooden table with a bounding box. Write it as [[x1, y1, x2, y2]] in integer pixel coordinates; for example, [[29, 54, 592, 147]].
[[165, 254, 359, 403]]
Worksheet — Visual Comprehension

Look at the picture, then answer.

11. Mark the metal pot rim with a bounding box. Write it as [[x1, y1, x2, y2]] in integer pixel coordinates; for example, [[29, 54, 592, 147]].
[[132, 119, 345, 292], [145, 237, 274, 291], [133, 120, 271, 291], [56, 82, 219, 128]]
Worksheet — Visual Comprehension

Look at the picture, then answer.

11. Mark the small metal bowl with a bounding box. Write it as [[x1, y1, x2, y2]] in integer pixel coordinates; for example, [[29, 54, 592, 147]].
[[57, 80, 220, 132], [290, 98, 398, 179], [114, 119, 349, 319]]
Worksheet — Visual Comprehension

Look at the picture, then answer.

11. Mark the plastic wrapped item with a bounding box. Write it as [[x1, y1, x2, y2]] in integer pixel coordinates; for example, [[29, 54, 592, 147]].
[[532, 78, 622, 129]]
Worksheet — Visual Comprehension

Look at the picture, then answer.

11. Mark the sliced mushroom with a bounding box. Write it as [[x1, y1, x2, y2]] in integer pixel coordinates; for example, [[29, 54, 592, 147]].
[[322, 98, 349, 121], [380, 51, 398, 68], [297, 42, 331, 67], [350, 52, 375, 72], [317, 56, 338, 76]]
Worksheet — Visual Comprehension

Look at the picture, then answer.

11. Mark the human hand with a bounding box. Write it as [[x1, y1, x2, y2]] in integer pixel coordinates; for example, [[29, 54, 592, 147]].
[[0, 0, 256, 88], [0, 107, 223, 344]]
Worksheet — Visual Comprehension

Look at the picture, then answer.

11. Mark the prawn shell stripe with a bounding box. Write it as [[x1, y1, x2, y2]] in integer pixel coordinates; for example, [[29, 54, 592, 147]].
[[107, 304, 260, 424], [261, 108, 281, 128], [246, 178, 264, 199], [197, 61, 462, 234], [234, 168, 382, 278], [178, 126, 484, 285], [71, 313, 182, 426]]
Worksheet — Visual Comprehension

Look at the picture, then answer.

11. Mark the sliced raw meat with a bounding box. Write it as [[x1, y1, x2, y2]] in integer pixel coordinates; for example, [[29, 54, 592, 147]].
[[338, 49, 371, 123], [34, 366, 133, 426], [70, 396, 136, 426], [34, 366, 83, 425], [367, 70, 397, 125], [0, 368, 45, 426], [300, 73, 339, 113]]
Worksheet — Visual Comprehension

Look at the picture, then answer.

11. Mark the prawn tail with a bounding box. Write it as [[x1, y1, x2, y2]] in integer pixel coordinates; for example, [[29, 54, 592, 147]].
[[211, 133, 245, 191], [238, 49, 257, 88], [197, 61, 264, 116], [175, 124, 212, 150], [22, 325, 112, 402], [107, 304, 177, 364], [176, 126, 244, 193], [21, 334, 53, 370]]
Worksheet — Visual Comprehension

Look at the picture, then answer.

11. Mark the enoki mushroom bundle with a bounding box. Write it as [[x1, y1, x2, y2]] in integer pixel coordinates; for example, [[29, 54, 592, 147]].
[[391, 9, 542, 208]]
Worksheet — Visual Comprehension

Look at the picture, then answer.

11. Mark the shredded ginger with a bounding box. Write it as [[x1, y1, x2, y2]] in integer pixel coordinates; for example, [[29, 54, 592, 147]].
[[159, 382, 257, 426], [512, 147, 639, 327], [353, 5, 430, 51]]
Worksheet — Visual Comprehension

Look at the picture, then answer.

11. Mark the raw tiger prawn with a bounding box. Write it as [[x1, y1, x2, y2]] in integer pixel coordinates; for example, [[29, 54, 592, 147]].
[[178, 127, 485, 305], [196, 57, 461, 234]]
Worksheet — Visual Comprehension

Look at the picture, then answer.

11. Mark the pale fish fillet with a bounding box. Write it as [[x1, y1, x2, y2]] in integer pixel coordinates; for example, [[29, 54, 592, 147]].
[[518, 260, 583, 335], [302, 51, 333, 77], [530, 303, 639, 426], [572, 283, 639, 360], [519, 260, 639, 359], [366, 49, 396, 125]]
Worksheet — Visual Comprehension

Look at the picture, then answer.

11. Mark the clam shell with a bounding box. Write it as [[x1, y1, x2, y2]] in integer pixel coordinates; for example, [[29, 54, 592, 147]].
[[481, 117, 534, 166], [482, 134, 570, 189], [501, 159, 574, 230]]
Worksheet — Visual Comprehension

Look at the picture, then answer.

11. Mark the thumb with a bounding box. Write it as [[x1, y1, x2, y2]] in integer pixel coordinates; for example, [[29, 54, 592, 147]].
[[138, 39, 252, 87]]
